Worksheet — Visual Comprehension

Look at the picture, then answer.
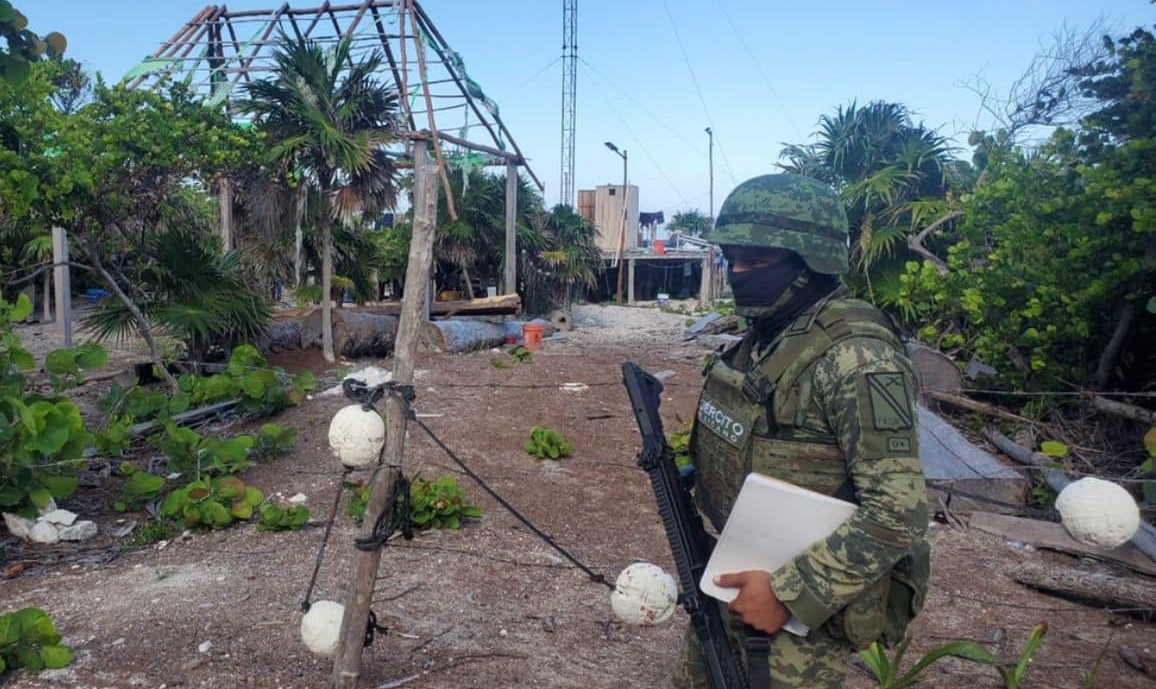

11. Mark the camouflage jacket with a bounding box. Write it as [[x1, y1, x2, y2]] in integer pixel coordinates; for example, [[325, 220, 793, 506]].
[[691, 293, 929, 630]]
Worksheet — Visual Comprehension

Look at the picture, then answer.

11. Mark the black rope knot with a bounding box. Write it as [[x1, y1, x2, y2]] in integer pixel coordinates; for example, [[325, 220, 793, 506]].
[[354, 473, 414, 552], [364, 610, 390, 647]]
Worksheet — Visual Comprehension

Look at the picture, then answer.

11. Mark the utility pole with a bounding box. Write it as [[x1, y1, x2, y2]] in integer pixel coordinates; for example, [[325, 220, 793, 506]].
[[605, 141, 628, 303], [705, 126, 714, 233]]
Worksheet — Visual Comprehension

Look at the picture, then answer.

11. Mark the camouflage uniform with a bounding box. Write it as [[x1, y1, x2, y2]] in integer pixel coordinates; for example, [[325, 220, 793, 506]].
[[669, 174, 929, 689]]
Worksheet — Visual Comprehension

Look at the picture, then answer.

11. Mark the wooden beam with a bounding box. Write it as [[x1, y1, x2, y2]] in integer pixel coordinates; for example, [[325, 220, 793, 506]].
[[331, 145, 438, 689], [504, 160, 517, 295], [969, 512, 1156, 577]]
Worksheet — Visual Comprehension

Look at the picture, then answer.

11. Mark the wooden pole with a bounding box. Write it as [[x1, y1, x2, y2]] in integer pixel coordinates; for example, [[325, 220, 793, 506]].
[[330, 144, 439, 688], [504, 160, 517, 295], [52, 227, 71, 347]]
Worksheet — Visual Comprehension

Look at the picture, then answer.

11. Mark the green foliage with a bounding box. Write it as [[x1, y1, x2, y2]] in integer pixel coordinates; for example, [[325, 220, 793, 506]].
[[344, 477, 482, 530], [860, 623, 1047, 689], [0, 295, 104, 517], [667, 419, 693, 470], [159, 475, 264, 530], [249, 423, 299, 462], [344, 479, 371, 523], [409, 475, 483, 530], [963, 622, 1049, 689], [0, 2, 66, 85], [113, 464, 166, 512], [118, 519, 175, 548], [523, 426, 572, 459], [0, 607, 72, 676], [257, 503, 311, 531], [668, 209, 712, 238], [156, 423, 255, 478], [858, 637, 995, 689], [507, 345, 533, 363]]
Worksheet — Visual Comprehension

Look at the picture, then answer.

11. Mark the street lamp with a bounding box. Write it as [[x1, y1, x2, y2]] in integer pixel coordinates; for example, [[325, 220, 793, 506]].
[[604, 141, 628, 303], [705, 127, 714, 232]]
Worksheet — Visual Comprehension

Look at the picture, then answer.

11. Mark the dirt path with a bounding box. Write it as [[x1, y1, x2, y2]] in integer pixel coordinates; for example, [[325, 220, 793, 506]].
[[2, 303, 1154, 689]]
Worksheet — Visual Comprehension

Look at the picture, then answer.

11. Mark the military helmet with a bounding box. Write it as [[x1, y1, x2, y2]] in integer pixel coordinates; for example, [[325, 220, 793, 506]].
[[711, 173, 849, 274]]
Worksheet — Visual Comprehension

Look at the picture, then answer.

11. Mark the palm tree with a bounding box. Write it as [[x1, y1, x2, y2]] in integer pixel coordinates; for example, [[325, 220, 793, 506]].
[[779, 101, 961, 274], [521, 204, 604, 314], [667, 209, 711, 238], [240, 35, 401, 362]]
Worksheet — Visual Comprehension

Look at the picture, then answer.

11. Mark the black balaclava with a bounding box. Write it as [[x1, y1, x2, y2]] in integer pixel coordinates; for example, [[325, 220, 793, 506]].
[[727, 252, 840, 340]]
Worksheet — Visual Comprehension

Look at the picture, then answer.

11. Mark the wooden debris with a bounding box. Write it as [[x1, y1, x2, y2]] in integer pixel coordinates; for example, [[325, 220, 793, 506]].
[[987, 429, 1156, 565], [1006, 560, 1156, 609], [1120, 645, 1156, 680], [969, 512, 1156, 577], [1090, 394, 1156, 425], [918, 405, 1026, 513]]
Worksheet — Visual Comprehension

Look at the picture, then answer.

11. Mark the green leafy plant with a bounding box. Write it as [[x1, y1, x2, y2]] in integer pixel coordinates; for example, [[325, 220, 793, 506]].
[[344, 479, 371, 524], [667, 419, 694, 470], [257, 503, 311, 531], [159, 475, 264, 530], [0, 294, 104, 517], [410, 475, 482, 530], [522, 426, 572, 459], [858, 637, 996, 689], [118, 519, 175, 548], [0, 607, 73, 675], [507, 345, 533, 363], [113, 464, 166, 512], [249, 423, 298, 462], [963, 622, 1049, 689], [156, 423, 255, 478], [1140, 426, 1156, 507]]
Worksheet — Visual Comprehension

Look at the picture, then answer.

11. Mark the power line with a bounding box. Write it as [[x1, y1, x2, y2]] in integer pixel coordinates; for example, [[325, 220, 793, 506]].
[[576, 63, 691, 209]]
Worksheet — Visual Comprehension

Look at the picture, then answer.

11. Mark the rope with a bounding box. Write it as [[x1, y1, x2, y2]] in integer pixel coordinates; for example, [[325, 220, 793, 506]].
[[406, 411, 612, 590], [300, 465, 354, 613], [354, 377, 614, 590]]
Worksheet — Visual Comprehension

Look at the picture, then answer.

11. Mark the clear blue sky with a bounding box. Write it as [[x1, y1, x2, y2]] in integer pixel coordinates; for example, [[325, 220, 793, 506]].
[[25, 1, 1155, 221]]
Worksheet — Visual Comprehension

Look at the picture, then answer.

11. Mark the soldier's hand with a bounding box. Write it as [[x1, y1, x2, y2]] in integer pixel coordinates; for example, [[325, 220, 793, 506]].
[[713, 570, 791, 634]]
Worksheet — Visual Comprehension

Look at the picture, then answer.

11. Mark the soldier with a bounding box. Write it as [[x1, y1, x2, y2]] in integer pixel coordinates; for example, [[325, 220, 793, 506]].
[[669, 172, 930, 689]]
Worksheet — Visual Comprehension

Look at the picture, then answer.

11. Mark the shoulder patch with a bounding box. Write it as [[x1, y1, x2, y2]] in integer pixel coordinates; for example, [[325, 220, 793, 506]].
[[866, 372, 913, 431]]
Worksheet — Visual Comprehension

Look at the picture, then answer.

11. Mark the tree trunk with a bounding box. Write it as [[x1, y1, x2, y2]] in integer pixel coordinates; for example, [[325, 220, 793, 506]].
[[419, 319, 506, 353], [1093, 301, 1137, 391], [320, 219, 335, 363], [1006, 560, 1156, 609]]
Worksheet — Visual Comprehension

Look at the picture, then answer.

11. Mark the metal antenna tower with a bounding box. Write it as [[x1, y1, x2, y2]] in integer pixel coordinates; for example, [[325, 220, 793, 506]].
[[560, 0, 577, 208]]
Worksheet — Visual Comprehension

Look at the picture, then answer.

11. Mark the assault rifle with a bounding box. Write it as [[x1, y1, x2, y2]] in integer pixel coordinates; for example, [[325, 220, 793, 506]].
[[621, 361, 761, 689]]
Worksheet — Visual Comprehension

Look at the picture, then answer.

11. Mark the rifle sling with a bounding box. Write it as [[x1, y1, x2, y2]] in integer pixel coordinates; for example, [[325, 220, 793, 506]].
[[745, 632, 771, 689]]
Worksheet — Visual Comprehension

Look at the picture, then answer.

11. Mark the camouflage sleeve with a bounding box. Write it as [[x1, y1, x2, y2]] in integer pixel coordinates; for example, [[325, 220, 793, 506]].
[[767, 336, 928, 629]]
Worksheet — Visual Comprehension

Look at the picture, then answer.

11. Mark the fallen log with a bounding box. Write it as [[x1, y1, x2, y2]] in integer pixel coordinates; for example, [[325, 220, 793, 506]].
[[333, 311, 399, 358], [255, 319, 303, 353], [987, 429, 1156, 564], [420, 320, 507, 353], [1006, 560, 1156, 609]]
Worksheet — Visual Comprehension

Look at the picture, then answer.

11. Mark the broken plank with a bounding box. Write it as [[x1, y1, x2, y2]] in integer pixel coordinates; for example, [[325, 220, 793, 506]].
[[969, 512, 1156, 577]]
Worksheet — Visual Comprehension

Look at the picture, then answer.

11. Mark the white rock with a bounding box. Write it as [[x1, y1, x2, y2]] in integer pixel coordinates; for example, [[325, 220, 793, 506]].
[[287, 493, 308, 504], [28, 520, 61, 544], [1055, 476, 1141, 548], [3, 512, 34, 540], [301, 600, 345, 657], [39, 509, 78, 526], [327, 404, 386, 469], [610, 562, 678, 626], [59, 520, 99, 541]]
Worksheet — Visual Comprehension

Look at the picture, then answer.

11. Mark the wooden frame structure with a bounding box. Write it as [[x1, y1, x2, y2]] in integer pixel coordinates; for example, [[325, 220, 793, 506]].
[[125, 1, 541, 295]]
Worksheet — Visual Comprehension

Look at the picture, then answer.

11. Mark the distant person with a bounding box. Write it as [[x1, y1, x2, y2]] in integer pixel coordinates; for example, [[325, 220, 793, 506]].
[[669, 172, 930, 689]]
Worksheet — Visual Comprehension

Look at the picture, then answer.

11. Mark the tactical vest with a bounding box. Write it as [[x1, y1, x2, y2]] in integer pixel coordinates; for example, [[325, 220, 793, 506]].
[[691, 294, 930, 649], [692, 295, 904, 530]]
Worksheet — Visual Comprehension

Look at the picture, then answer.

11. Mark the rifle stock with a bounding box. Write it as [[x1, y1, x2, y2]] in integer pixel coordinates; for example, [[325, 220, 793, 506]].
[[621, 361, 748, 689]]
